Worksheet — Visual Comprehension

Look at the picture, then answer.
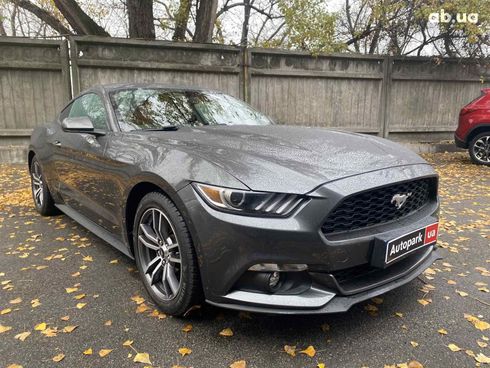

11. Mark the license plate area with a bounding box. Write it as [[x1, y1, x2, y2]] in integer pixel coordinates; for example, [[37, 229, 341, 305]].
[[371, 222, 438, 268]]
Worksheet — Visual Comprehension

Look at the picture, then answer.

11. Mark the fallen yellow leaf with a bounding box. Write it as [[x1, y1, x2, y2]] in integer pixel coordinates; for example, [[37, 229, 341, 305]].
[[83, 256, 93, 262], [110, 259, 118, 264], [438, 328, 448, 335], [136, 303, 150, 313], [182, 324, 193, 333], [284, 345, 296, 357], [99, 349, 112, 357], [410, 341, 419, 347], [14, 332, 31, 341], [131, 295, 145, 305], [448, 343, 461, 352], [65, 287, 78, 294], [1, 308, 12, 315], [178, 347, 192, 357], [76, 303, 86, 309], [475, 353, 490, 364], [6, 364, 23, 368], [9, 297, 22, 304], [464, 314, 490, 331], [60, 316, 70, 321], [408, 361, 424, 368], [83, 348, 93, 355], [34, 322, 47, 331], [455, 290, 468, 297], [123, 340, 133, 346], [62, 325, 78, 333], [417, 299, 431, 306], [31, 299, 41, 308], [52, 353, 65, 362], [133, 352, 151, 364], [0, 324, 12, 333], [104, 320, 112, 326], [300, 345, 316, 357], [230, 360, 247, 368], [41, 327, 58, 337], [219, 328, 234, 337]]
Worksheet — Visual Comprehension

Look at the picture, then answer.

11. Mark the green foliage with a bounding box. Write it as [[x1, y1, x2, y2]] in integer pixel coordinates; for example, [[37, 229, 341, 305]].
[[278, 0, 345, 54]]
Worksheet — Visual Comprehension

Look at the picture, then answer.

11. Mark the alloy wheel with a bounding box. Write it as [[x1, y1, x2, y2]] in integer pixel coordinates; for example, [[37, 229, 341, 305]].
[[31, 161, 44, 207], [137, 208, 182, 300], [473, 135, 490, 163]]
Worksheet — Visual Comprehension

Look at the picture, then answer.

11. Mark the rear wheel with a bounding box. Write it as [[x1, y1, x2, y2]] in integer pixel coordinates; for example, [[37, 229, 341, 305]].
[[133, 192, 202, 316], [30, 157, 57, 216], [469, 132, 490, 166]]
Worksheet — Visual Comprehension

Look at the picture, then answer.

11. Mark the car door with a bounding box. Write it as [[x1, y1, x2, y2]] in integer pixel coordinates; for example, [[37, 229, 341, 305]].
[[54, 92, 121, 233]]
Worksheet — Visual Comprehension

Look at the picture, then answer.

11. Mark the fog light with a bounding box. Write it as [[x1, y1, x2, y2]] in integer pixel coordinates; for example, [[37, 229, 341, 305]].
[[268, 271, 281, 290], [249, 263, 308, 272]]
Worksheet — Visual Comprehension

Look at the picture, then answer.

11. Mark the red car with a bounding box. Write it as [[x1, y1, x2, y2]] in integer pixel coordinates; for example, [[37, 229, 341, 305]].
[[455, 88, 490, 165]]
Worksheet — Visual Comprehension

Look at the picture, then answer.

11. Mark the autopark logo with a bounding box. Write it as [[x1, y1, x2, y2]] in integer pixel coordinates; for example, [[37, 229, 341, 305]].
[[428, 9, 479, 24]]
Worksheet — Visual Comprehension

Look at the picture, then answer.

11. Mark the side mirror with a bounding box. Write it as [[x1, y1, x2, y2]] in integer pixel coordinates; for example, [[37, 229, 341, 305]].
[[62, 116, 94, 133]]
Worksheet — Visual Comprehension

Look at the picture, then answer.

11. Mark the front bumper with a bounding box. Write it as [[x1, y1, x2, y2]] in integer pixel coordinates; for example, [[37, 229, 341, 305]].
[[454, 133, 468, 149], [179, 164, 440, 314], [207, 247, 441, 314]]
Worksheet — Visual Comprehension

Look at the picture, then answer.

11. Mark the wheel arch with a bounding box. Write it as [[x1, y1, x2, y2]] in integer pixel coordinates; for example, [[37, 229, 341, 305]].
[[123, 177, 199, 258], [27, 150, 36, 169], [467, 124, 490, 145]]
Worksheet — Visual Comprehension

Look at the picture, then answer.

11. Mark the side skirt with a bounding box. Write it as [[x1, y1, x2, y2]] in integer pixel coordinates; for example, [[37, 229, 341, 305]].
[[55, 204, 134, 260]]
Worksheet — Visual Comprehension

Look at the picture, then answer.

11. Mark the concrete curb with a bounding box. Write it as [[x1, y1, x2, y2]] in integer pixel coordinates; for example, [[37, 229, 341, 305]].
[[0, 146, 28, 164]]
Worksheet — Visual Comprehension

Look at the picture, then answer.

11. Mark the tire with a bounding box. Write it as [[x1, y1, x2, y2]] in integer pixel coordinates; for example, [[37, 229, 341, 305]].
[[30, 157, 58, 216], [133, 192, 202, 316], [469, 132, 490, 166]]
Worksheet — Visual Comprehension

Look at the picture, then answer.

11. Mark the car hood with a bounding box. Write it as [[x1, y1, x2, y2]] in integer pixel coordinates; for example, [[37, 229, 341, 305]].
[[145, 125, 428, 194]]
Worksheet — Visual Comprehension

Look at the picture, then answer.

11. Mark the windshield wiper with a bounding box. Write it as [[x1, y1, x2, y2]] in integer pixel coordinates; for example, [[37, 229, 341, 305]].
[[143, 125, 179, 131]]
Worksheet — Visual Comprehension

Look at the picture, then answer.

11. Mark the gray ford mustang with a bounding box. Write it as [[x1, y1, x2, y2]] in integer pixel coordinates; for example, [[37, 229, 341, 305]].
[[29, 83, 441, 316]]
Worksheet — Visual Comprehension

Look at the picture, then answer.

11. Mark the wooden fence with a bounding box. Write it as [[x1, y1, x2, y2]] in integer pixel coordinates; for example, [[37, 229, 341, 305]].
[[1, 36, 489, 162]]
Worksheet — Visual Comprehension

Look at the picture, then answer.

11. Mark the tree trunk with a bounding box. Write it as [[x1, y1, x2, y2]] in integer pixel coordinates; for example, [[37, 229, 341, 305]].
[[0, 7, 7, 35], [127, 0, 155, 39], [193, 0, 218, 43], [172, 0, 191, 41], [240, 0, 251, 46], [53, 0, 109, 36], [14, 0, 72, 35]]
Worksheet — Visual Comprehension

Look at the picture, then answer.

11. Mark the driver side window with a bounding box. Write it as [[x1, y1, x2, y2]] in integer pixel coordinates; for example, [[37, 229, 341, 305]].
[[68, 93, 109, 130]]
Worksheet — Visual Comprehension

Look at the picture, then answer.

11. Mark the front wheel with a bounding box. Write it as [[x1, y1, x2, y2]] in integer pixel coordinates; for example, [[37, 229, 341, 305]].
[[133, 192, 202, 316], [469, 132, 490, 166], [30, 157, 58, 216]]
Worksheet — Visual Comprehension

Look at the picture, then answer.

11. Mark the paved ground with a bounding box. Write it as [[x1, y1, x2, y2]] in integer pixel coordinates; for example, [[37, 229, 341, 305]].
[[0, 152, 489, 368]]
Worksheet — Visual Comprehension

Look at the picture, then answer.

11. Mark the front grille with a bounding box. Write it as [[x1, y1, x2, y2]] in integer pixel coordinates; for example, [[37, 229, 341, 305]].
[[321, 178, 434, 235]]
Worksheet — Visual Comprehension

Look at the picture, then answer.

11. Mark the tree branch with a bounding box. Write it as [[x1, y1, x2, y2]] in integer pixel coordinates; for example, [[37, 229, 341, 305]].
[[13, 0, 72, 35]]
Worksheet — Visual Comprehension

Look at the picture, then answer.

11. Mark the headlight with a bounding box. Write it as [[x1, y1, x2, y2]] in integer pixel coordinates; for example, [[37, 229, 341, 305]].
[[192, 183, 307, 216]]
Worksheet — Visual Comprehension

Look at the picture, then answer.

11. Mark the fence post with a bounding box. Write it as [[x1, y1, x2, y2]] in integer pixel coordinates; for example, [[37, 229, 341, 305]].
[[239, 47, 252, 103], [68, 37, 81, 97], [379, 55, 393, 138], [60, 39, 72, 101]]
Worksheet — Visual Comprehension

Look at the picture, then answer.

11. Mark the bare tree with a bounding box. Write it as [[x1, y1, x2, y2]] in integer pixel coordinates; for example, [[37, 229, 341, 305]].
[[53, 0, 109, 36], [240, 0, 251, 46], [0, 6, 7, 35], [127, 0, 155, 39], [193, 0, 218, 43]]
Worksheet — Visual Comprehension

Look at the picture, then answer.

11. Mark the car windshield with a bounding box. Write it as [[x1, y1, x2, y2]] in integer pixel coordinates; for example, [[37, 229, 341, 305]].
[[109, 88, 273, 131]]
